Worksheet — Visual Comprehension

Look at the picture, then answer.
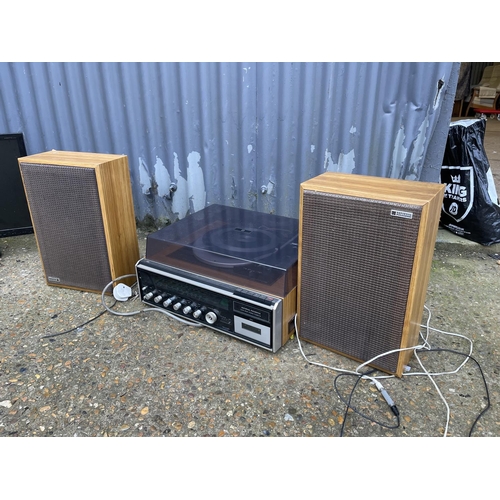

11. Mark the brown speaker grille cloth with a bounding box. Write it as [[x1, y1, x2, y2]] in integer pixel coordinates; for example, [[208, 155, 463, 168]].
[[300, 190, 422, 374], [20, 163, 112, 291]]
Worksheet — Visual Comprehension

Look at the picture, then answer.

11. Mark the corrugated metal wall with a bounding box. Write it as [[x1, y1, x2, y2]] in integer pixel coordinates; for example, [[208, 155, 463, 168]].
[[0, 62, 459, 222]]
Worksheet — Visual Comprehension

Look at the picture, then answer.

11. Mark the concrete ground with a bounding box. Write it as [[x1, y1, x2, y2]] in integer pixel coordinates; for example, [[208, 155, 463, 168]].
[[1, 118, 499, 443]]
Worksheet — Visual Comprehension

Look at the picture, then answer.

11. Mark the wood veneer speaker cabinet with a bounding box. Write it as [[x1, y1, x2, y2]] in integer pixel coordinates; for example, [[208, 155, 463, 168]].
[[19, 151, 140, 294], [298, 172, 445, 376]]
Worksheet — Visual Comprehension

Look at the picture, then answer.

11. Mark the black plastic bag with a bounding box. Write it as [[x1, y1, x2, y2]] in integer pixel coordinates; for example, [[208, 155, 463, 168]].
[[440, 118, 500, 246]]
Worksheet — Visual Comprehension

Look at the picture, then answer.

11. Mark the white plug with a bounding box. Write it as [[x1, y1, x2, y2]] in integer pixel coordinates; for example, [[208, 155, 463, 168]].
[[113, 283, 132, 302], [372, 379, 398, 414]]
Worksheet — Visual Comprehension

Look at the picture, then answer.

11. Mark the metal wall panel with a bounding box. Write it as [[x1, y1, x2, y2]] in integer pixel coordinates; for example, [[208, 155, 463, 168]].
[[0, 62, 459, 222]]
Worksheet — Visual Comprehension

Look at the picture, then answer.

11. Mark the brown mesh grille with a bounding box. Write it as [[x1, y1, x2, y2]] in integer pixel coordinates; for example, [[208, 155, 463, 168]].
[[20, 163, 112, 292], [299, 190, 422, 374]]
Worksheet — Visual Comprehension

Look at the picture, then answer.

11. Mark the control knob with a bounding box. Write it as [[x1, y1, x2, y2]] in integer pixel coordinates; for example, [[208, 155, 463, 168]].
[[182, 303, 195, 315], [144, 292, 154, 300], [205, 311, 218, 325], [162, 296, 177, 308], [173, 299, 187, 311], [153, 294, 164, 303], [193, 306, 207, 320]]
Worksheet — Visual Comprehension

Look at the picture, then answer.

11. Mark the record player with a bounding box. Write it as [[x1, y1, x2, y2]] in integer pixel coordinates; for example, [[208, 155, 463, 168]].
[[136, 204, 298, 352]]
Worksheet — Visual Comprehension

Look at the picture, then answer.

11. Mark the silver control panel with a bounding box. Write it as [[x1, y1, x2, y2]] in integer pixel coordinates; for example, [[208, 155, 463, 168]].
[[136, 259, 284, 352]]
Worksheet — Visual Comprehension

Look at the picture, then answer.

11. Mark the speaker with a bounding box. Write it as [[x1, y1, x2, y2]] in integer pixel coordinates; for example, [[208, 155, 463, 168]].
[[19, 151, 140, 294], [298, 172, 444, 376]]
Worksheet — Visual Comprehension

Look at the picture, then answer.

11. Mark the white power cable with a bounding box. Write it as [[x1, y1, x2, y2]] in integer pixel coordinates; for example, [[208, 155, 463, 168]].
[[294, 304, 475, 437], [411, 305, 473, 376], [294, 315, 383, 392], [294, 315, 400, 419], [294, 314, 365, 377], [355, 344, 426, 375], [413, 347, 451, 437]]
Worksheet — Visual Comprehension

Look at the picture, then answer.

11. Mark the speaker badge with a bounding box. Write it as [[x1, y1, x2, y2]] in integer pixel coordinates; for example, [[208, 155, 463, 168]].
[[390, 209, 413, 219]]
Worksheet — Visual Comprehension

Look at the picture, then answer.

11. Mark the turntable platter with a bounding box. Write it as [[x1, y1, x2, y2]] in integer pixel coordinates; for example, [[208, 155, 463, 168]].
[[193, 226, 279, 267], [144, 204, 298, 296]]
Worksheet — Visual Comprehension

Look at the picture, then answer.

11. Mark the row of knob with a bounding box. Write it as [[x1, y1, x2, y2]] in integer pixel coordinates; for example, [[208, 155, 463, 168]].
[[143, 289, 217, 324]]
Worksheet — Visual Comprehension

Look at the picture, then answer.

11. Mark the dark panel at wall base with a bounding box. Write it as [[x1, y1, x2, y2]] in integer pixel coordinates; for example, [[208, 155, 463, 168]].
[[298, 172, 445, 377], [0, 133, 32, 237]]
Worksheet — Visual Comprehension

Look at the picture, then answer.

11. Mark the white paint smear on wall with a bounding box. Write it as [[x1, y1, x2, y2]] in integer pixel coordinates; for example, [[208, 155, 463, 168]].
[[390, 127, 408, 178], [138, 157, 152, 195], [264, 180, 275, 195], [171, 152, 188, 217], [154, 156, 172, 198], [324, 149, 334, 171], [171, 151, 207, 218], [409, 115, 429, 179], [324, 148, 355, 173], [186, 151, 206, 213]]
